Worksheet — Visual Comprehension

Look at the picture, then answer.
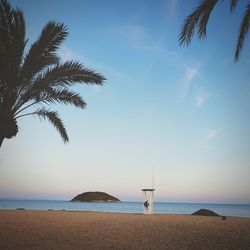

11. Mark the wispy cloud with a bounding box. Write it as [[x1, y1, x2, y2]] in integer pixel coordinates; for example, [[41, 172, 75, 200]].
[[58, 47, 106, 95], [195, 94, 206, 108], [58, 47, 135, 96], [185, 67, 198, 85], [114, 24, 167, 57], [201, 129, 218, 148], [164, 0, 177, 18], [181, 67, 199, 97], [180, 66, 210, 109], [135, 44, 166, 54], [115, 25, 147, 47], [207, 129, 217, 140], [59, 47, 81, 62], [59, 47, 103, 70]]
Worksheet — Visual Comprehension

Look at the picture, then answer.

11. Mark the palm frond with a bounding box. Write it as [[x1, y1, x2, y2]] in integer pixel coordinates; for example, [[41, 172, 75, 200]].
[[197, 0, 218, 39], [179, 8, 202, 46], [20, 21, 68, 84], [36, 108, 68, 143], [0, 0, 106, 145], [0, 0, 12, 35], [0, 0, 15, 81], [0, 1, 26, 111], [13, 60, 105, 112], [14, 88, 86, 116], [235, 3, 250, 61], [179, 0, 219, 46], [16, 108, 69, 143], [39, 88, 87, 109], [11, 8, 26, 71], [0, 2, 25, 70], [230, 0, 238, 12], [0, 0, 12, 60], [35, 61, 106, 87]]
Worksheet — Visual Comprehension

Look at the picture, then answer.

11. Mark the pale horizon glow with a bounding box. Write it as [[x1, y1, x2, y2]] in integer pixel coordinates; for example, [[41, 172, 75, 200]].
[[0, 0, 249, 204]]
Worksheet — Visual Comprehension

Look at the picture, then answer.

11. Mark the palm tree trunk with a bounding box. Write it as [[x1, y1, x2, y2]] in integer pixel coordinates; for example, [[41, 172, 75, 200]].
[[0, 115, 18, 148]]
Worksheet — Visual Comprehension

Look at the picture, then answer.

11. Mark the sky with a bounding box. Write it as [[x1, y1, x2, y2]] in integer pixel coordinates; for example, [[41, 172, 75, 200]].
[[0, 0, 249, 204]]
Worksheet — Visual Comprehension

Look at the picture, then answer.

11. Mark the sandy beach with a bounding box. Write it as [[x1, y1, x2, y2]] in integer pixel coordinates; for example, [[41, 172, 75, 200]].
[[0, 210, 250, 249]]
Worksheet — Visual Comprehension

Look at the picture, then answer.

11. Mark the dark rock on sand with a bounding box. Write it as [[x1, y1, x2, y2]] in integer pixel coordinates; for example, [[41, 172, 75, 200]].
[[192, 209, 220, 217], [71, 191, 120, 202]]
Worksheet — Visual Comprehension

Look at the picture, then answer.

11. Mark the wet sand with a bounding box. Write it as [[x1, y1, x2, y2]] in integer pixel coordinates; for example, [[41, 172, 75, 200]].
[[0, 210, 250, 249]]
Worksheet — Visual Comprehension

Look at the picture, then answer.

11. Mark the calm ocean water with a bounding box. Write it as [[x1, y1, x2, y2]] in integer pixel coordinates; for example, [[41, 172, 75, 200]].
[[0, 200, 250, 217]]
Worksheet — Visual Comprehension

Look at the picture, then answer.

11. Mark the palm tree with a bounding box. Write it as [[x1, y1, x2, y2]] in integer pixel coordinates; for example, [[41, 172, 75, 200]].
[[0, 0, 106, 147], [179, 0, 250, 61]]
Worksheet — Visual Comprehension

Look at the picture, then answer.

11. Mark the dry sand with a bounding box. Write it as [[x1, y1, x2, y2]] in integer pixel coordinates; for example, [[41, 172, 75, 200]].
[[0, 210, 250, 250]]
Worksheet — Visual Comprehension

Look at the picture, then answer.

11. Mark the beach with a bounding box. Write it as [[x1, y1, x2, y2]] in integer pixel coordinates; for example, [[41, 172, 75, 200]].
[[0, 210, 250, 249]]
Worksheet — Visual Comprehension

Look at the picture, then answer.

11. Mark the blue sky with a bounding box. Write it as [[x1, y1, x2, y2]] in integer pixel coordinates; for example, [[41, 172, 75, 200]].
[[0, 0, 249, 203]]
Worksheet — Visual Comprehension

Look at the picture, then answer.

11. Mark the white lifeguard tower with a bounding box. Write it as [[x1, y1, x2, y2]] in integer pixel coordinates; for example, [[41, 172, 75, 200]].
[[141, 188, 155, 214]]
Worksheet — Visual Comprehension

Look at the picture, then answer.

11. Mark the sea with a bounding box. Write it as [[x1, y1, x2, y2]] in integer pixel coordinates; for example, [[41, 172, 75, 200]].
[[0, 200, 250, 218]]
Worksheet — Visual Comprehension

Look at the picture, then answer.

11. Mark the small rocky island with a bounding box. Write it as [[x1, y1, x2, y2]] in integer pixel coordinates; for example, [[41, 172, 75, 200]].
[[192, 209, 220, 216], [71, 191, 120, 202]]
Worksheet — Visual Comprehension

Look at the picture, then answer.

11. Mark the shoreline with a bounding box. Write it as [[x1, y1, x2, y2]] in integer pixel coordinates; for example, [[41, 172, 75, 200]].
[[0, 208, 250, 219], [1, 208, 250, 219], [1, 210, 250, 249]]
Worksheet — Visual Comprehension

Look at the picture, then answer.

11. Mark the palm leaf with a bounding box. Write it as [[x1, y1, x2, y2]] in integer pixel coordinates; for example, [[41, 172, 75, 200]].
[[0, 2, 25, 72], [14, 88, 86, 117], [11, 8, 26, 73], [0, 1, 26, 112], [37, 88, 87, 109], [197, 0, 218, 39], [0, 0, 12, 35], [235, 3, 250, 61], [179, 0, 219, 46], [230, 0, 239, 12], [40, 89, 87, 109], [179, 8, 202, 46], [16, 108, 69, 143], [20, 21, 68, 85], [35, 60, 106, 87], [13, 60, 105, 112], [0, 0, 15, 82], [35, 108, 68, 143], [0, 0, 106, 145]]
